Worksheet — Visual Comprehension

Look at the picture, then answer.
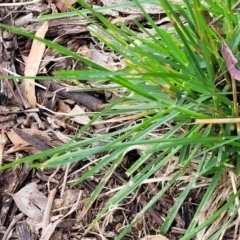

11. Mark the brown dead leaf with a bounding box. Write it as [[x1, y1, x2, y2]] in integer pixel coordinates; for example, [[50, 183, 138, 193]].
[[23, 21, 49, 108], [77, 45, 91, 59], [13, 128, 52, 151], [9, 182, 48, 222], [58, 99, 71, 113], [4, 144, 40, 155], [6, 129, 29, 146], [69, 105, 90, 125], [221, 39, 240, 81], [62, 189, 79, 206], [90, 43, 118, 70], [5, 129, 44, 154], [55, 0, 76, 12]]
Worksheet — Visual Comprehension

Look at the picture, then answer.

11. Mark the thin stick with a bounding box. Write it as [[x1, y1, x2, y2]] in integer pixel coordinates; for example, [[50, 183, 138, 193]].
[[231, 76, 240, 132], [42, 188, 57, 231], [209, 0, 240, 26], [0, 131, 7, 167], [2, 68, 47, 90], [195, 118, 240, 124]]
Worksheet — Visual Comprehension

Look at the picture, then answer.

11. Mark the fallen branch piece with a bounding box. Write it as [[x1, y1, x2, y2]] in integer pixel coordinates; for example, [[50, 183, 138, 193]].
[[40, 81, 104, 111]]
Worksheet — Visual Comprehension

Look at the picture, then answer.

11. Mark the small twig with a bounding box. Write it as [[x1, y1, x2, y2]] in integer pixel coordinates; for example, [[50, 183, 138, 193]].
[[4, 79, 24, 110], [23, 112, 44, 129], [60, 163, 70, 198], [2, 68, 47, 90], [40, 81, 104, 111], [9, 65, 30, 109], [209, 0, 240, 26], [47, 167, 60, 191], [0, 108, 39, 115], [0, 130, 8, 167], [42, 188, 57, 231], [231, 76, 240, 132], [36, 103, 93, 116], [195, 118, 240, 124], [40, 190, 82, 240]]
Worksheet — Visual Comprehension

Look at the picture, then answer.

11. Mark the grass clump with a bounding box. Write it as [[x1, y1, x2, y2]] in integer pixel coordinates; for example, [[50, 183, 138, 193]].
[[2, 0, 240, 239]]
